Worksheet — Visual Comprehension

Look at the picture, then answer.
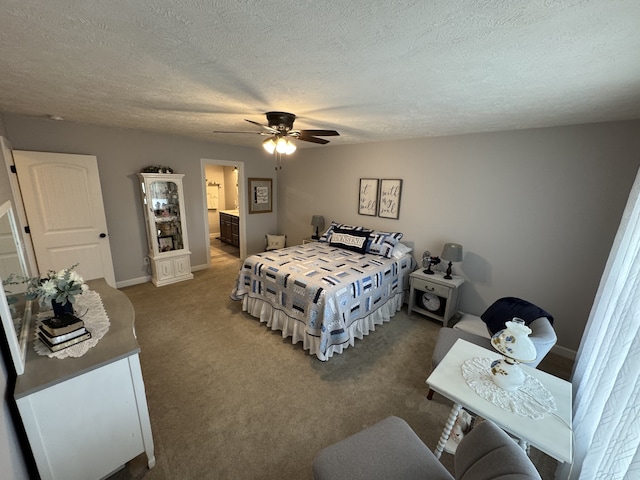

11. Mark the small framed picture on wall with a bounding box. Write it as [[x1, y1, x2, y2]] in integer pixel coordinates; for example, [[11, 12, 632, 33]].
[[248, 178, 272, 214], [358, 178, 379, 216], [378, 179, 402, 219]]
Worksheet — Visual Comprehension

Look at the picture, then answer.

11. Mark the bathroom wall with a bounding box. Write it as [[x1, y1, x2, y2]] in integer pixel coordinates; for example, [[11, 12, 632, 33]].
[[205, 164, 225, 236]]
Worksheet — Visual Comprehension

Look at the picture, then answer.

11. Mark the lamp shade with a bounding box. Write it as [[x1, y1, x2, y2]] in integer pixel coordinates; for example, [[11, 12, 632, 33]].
[[441, 243, 463, 262], [491, 318, 537, 363]]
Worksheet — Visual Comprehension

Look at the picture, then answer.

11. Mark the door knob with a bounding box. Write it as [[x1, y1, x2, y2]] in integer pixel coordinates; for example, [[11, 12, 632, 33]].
[[99, 233, 107, 238]]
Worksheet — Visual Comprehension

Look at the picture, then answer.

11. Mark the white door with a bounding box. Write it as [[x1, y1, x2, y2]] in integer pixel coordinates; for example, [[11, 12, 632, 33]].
[[13, 151, 116, 287]]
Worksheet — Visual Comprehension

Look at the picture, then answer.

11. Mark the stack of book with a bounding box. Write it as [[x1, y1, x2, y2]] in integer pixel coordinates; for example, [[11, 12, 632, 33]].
[[38, 313, 91, 352]]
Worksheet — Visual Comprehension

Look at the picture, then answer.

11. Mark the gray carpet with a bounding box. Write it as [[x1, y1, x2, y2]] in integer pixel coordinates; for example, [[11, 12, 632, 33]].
[[110, 250, 572, 480]]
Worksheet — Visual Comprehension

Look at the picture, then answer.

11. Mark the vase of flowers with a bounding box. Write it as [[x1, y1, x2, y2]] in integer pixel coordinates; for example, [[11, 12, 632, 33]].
[[25, 264, 88, 318]]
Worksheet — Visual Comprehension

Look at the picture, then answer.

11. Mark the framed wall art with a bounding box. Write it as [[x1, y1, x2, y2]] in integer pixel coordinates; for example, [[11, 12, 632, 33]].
[[248, 178, 272, 214], [358, 178, 379, 216], [378, 179, 403, 219]]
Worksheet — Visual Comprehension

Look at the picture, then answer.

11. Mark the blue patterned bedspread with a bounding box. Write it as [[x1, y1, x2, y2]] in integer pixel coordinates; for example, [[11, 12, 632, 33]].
[[231, 243, 416, 355]]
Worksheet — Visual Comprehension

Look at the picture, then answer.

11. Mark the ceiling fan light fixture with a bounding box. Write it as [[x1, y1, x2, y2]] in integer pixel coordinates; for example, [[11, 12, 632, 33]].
[[275, 136, 289, 154], [284, 139, 297, 155], [262, 137, 277, 154]]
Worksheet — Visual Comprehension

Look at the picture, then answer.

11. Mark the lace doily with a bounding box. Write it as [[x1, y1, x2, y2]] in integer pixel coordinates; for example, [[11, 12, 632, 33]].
[[462, 357, 557, 419], [33, 290, 110, 359]]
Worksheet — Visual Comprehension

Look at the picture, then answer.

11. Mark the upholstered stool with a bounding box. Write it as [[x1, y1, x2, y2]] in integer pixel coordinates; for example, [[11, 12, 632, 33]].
[[312, 416, 451, 480], [312, 417, 542, 480]]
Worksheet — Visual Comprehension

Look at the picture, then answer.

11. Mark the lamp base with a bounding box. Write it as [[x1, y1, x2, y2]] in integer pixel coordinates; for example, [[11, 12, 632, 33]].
[[489, 358, 526, 391], [444, 261, 453, 279]]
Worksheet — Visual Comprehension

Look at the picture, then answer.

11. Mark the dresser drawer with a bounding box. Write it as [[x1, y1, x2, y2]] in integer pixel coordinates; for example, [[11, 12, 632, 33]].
[[411, 277, 450, 297]]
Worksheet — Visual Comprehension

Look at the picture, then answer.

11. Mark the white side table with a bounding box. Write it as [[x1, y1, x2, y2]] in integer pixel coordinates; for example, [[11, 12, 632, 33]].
[[426, 339, 572, 464], [408, 270, 464, 326]]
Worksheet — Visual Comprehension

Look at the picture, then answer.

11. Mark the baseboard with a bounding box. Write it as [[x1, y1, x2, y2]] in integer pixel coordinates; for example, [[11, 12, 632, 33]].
[[115, 265, 209, 288], [551, 344, 577, 360], [116, 275, 151, 288]]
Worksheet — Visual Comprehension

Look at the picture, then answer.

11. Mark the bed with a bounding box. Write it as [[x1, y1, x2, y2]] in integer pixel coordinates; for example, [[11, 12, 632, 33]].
[[231, 224, 416, 360]]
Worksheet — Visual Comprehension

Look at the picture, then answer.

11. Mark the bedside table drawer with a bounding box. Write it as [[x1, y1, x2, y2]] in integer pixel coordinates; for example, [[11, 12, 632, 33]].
[[411, 277, 449, 297]]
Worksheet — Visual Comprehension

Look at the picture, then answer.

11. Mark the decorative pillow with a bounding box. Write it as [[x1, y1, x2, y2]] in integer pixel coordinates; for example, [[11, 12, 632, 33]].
[[366, 230, 404, 258], [480, 297, 554, 335], [266, 234, 286, 251], [329, 228, 371, 254], [318, 221, 371, 243], [391, 242, 413, 259]]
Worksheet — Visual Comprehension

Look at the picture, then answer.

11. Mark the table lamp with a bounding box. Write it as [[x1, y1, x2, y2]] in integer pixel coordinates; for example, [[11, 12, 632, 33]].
[[489, 318, 537, 391], [441, 243, 463, 279], [311, 215, 325, 239]]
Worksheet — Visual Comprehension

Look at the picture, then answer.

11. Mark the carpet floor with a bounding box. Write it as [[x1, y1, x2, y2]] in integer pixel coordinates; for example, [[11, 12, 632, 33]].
[[110, 251, 572, 480]]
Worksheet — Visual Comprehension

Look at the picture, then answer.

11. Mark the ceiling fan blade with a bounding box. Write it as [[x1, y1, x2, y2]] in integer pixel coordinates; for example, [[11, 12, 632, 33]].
[[299, 129, 340, 137], [245, 119, 278, 133], [212, 130, 266, 134], [297, 135, 330, 145]]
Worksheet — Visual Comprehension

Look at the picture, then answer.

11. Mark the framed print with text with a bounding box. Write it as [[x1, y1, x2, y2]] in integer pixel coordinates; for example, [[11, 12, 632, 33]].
[[378, 179, 402, 219], [248, 178, 272, 214], [358, 178, 379, 216]]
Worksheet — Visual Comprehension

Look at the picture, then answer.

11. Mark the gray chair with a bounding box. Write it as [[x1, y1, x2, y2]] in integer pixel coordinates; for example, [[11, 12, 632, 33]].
[[312, 416, 541, 480], [427, 298, 557, 400]]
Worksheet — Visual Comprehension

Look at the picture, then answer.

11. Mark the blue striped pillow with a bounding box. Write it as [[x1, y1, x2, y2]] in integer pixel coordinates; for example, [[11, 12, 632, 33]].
[[367, 231, 404, 258]]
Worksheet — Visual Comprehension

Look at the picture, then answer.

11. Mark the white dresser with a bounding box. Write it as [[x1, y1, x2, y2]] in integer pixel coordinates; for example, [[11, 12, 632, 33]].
[[14, 279, 155, 480]]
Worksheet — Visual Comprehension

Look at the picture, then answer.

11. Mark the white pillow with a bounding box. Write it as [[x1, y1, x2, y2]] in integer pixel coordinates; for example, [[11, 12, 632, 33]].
[[266, 234, 286, 250], [391, 242, 413, 259]]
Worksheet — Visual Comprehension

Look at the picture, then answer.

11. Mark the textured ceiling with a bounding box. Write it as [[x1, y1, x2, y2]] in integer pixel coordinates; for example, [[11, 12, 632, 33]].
[[1, 1, 639, 149]]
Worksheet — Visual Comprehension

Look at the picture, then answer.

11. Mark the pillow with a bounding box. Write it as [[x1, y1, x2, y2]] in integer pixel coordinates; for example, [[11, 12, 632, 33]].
[[367, 230, 403, 258], [329, 228, 371, 254], [391, 242, 413, 259], [266, 234, 286, 251], [318, 221, 371, 243], [480, 297, 554, 335]]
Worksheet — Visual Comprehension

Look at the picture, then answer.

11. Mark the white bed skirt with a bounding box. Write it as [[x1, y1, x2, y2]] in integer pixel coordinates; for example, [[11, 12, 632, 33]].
[[242, 292, 405, 361]]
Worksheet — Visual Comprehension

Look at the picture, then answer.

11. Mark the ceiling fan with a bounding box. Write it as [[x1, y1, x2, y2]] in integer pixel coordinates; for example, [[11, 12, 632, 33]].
[[213, 111, 340, 155]]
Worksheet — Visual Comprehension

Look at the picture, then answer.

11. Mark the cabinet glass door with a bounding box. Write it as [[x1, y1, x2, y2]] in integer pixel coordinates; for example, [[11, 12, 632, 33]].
[[149, 180, 183, 252]]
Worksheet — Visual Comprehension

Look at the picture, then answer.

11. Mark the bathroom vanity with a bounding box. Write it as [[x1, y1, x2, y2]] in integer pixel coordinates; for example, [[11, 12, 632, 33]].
[[219, 209, 240, 247]]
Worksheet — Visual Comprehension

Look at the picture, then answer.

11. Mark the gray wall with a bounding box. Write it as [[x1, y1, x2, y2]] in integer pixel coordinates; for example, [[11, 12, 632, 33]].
[[2, 114, 278, 285], [277, 120, 640, 354]]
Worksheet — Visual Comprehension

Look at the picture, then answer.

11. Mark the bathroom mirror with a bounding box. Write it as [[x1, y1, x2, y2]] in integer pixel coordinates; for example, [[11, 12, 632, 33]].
[[0, 200, 32, 375]]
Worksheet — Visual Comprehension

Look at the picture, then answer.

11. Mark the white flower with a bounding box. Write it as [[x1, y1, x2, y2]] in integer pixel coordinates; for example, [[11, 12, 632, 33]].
[[40, 279, 58, 297]]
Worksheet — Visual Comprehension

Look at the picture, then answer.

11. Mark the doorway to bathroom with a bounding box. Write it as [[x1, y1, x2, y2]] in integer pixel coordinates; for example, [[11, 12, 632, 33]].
[[204, 162, 241, 262]]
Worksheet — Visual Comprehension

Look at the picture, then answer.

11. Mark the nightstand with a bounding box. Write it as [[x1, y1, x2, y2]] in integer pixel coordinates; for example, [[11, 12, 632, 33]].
[[302, 237, 318, 244], [408, 270, 465, 326]]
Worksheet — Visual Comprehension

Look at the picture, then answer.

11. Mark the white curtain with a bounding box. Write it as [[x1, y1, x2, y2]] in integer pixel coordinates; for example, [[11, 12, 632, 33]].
[[557, 168, 640, 479]]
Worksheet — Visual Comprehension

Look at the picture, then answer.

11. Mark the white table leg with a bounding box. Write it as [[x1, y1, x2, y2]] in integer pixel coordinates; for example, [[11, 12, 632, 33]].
[[435, 402, 462, 459], [518, 438, 530, 454]]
